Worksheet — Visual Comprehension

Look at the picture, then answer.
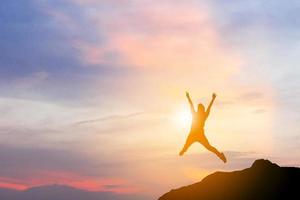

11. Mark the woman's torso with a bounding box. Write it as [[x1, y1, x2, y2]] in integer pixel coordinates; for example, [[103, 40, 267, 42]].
[[191, 112, 205, 133]]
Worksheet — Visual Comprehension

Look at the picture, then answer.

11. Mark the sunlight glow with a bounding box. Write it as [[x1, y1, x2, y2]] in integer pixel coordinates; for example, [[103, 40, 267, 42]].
[[174, 106, 192, 129]]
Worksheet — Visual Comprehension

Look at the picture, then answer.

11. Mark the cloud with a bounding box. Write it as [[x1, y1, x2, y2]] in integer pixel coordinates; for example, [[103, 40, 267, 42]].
[[44, 0, 241, 77], [240, 92, 263, 101], [0, 0, 111, 105], [9, 71, 49, 90], [0, 144, 136, 192], [34, 0, 250, 117], [253, 109, 266, 114], [74, 112, 144, 125]]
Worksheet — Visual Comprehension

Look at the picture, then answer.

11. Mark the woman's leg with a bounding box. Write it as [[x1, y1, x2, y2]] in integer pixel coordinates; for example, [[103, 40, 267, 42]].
[[199, 134, 227, 163], [179, 134, 195, 156]]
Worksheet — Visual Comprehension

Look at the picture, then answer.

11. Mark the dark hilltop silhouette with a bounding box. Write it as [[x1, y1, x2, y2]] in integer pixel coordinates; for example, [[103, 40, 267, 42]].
[[159, 159, 300, 200]]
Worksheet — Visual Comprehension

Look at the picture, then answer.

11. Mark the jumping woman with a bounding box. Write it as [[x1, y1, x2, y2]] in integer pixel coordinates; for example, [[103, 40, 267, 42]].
[[179, 92, 227, 163]]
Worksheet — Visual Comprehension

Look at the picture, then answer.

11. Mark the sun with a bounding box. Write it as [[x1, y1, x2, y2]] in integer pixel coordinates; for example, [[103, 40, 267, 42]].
[[174, 106, 192, 129]]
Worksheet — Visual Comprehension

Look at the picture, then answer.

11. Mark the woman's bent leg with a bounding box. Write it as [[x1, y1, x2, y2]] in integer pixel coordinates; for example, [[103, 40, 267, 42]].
[[199, 135, 227, 163], [179, 135, 195, 156]]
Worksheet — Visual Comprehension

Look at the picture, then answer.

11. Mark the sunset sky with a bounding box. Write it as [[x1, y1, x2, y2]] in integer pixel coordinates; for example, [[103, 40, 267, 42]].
[[0, 0, 300, 199]]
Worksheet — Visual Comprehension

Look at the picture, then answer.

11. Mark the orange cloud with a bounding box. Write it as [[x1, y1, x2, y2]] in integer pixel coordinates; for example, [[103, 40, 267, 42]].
[[71, 0, 241, 77], [0, 181, 27, 190]]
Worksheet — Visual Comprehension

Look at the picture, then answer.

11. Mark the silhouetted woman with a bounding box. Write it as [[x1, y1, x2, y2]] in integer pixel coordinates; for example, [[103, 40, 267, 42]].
[[179, 92, 227, 163]]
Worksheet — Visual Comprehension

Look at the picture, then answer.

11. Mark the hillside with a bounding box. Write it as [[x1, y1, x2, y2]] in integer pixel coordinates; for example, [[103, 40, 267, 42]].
[[159, 159, 300, 200]]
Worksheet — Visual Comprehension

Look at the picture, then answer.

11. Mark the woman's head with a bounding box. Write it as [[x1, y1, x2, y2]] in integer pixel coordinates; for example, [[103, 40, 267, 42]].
[[197, 103, 205, 113]]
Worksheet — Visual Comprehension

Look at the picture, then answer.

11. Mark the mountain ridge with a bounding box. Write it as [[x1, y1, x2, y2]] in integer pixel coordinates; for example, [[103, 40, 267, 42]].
[[159, 159, 300, 200]]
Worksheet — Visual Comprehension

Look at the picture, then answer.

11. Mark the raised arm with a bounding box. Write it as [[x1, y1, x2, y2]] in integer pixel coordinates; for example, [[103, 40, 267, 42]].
[[205, 93, 216, 119], [186, 91, 195, 114]]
